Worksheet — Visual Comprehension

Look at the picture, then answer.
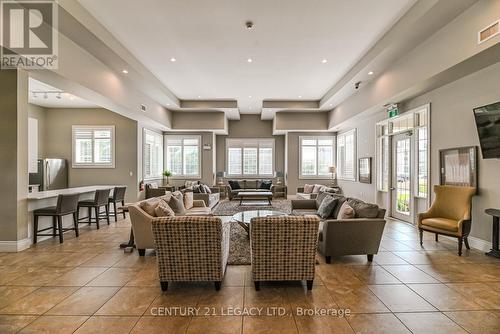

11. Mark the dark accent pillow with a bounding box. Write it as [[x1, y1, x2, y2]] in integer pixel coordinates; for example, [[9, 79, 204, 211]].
[[192, 184, 202, 193], [259, 180, 272, 190], [317, 196, 338, 219], [228, 180, 241, 190], [348, 198, 379, 218], [332, 196, 347, 219]]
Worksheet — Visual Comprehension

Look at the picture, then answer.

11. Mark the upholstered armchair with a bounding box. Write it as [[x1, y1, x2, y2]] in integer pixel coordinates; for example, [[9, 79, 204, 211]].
[[250, 215, 319, 290], [151, 216, 230, 291], [418, 185, 476, 256]]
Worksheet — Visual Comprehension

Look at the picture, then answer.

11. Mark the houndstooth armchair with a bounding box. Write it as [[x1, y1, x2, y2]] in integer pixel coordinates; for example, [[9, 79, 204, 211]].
[[250, 215, 320, 291], [151, 216, 230, 291]]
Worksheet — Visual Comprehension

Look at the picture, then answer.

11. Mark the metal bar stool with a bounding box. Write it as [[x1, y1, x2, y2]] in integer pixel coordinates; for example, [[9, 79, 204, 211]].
[[33, 193, 80, 244], [77, 188, 111, 229], [109, 186, 127, 222]]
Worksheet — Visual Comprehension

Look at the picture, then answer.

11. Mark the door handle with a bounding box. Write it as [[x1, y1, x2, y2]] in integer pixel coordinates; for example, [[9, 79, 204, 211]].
[[390, 187, 395, 190]]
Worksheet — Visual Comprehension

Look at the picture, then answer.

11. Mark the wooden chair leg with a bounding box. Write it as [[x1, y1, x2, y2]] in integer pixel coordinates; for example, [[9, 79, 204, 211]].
[[367, 254, 374, 262], [57, 216, 64, 243], [435, 233, 439, 242], [122, 200, 126, 219], [105, 205, 110, 225], [325, 256, 331, 264], [138, 249, 146, 256], [306, 280, 313, 290], [88, 207, 92, 224], [95, 207, 100, 229], [214, 281, 221, 291], [113, 202, 117, 222], [33, 215, 39, 244], [458, 237, 463, 256], [73, 212, 79, 237], [160, 281, 168, 291], [419, 228, 423, 246], [254, 281, 260, 291], [52, 216, 57, 237], [464, 237, 470, 250]]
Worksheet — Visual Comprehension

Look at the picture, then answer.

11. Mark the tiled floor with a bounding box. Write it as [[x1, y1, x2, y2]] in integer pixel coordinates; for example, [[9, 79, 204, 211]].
[[0, 216, 499, 333]]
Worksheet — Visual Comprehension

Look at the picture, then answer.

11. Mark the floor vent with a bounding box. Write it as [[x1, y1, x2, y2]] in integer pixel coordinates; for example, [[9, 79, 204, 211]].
[[478, 20, 499, 44]]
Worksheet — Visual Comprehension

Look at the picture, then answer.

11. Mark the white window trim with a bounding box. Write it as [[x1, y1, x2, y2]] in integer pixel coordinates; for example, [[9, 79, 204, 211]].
[[336, 129, 357, 181], [165, 134, 202, 179], [298, 136, 335, 179], [142, 128, 164, 181], [225, 138, 275, 178], [72, 125, 115, 168]]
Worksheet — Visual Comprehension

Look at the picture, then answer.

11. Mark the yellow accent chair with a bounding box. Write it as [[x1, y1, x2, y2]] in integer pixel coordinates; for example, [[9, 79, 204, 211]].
[[418, 185, 476, 256]]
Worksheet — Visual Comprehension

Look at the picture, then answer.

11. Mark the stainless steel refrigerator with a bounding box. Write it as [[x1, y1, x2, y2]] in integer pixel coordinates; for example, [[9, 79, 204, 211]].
[[29, 159, 68, 191]]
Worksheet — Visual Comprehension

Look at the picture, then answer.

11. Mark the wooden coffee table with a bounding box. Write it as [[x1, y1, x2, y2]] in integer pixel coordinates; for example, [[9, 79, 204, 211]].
[[232, 210, 287, 235], [236, 191, 273, 206]]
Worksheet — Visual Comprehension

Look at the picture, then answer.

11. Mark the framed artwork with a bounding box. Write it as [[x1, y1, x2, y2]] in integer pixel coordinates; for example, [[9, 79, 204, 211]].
[[358, 157, 372, 184], [439, 146, 478, 188]]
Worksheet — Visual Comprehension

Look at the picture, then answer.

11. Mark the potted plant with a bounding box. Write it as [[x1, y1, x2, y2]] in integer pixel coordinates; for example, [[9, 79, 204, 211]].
[[162, 170, 172, 186]]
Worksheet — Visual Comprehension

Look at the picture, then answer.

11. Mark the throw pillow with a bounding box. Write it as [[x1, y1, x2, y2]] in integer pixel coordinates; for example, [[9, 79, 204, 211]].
[[317, 196, 338, 219], [331, 196, 347, 218], [158, 193, 172, 203], [315, 192, 329, 208], [259, 180, 272, 190], [148, 183, 158, 189], [183, 191, 194, 209], [303, 184, 314, 194], [347, 198, 379, 218], [202, 184, 212, 193], [312, 184, 324, 194], [154, 203, 175, 217], [337, 202, 355, 219], [228, 180, 241, 190], [192, 184, 202, 193], [140, 198, 160, 217], [169, 191, 186, 215]]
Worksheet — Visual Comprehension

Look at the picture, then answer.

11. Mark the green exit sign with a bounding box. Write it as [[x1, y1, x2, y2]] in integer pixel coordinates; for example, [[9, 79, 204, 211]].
[[387, 104, 399, 118]]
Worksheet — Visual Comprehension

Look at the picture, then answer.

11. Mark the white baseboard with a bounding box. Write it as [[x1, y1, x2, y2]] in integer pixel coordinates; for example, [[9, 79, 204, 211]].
[[0, 238, 31, 252], [442, 235, 491, 253]]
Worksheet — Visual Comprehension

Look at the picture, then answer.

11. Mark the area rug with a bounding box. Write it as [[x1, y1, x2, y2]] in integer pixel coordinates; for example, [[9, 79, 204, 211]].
[[213, 199, 292, 216], [228, 221, 251, 265]]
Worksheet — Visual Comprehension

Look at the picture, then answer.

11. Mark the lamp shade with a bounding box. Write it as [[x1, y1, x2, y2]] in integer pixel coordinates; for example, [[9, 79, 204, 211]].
[[328, 166, 336, 173]]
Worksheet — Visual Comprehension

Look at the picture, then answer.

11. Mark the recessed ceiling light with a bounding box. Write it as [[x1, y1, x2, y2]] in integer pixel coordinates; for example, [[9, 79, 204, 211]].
[[298, 95, 302, 98], [368, 71, 374, 75], [249, 106, 252, 110], [329, 104, 333, 107], [121, 69, 128, 74], [166, 103, 170, 106], [248, 95, 252, 98], [170, 57, 176, 62], [69, 96, 75, 101], [321, 59, 328, 64], [197, 95, 201, 98], [247, 58, 253, 63]]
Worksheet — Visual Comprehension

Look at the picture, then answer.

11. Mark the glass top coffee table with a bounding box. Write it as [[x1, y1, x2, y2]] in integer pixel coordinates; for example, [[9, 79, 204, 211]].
[[232, 210, 287, 235]]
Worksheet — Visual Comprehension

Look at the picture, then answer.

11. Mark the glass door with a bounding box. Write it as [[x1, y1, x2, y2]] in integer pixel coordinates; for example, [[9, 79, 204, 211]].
[[391, 133, 413, 222]]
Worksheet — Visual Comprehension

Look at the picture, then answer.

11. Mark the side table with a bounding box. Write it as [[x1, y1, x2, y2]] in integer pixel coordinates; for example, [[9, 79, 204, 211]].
[[485, 208, 500, 259], [272, 185, 288, 198]]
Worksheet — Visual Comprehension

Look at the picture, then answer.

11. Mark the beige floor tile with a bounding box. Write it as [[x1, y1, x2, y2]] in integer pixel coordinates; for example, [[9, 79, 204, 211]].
[[368, 285, 436, 312], [0, 315, 37, 334], [7, 266, 73, 286], [130, 316, 191, 334], [446, 282, 500, 309], [80, 252, 126, 267], [125, 266, 160, 287], [349, 266, 400, 285], [409, 283, 483, 311], [445, 310, 500, 334], [148, 286, 204, 312], [18, 315, 88, 334], [347, 313, 410, 333], [0, 286, 39, 309], [96, 287, 160, 315], [187, 315, 243, 334], [86, 267, 140, 286], [286, 286, 338, 313], [223, 265, 248, 287], [45, 266, 107, 286], [243, 316, 298, 334], [46, 286, 119, 315], [295, 315, 354, 333], [74, 316, 139, 334], [327, 286, 389, 313], [112, 254, 157, 268], [244, 287, 291, 311], [317, 265, 365, 287], [198, 287, 244, 312], [372, 252, 409, 265], [395, 312, 468, 334], [0, 287, 78, 315], [382, 265, 440, 283]]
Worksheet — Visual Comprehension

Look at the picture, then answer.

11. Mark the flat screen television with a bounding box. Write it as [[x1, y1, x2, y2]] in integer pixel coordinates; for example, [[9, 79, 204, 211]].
[[473, 101, 500, 159]]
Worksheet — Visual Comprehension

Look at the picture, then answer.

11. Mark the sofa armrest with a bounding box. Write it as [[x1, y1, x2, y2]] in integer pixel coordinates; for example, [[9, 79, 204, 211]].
[[193, 200, 207, 207], [210, 187, 220, 193], [128, 205, 156, 250], [291, 199, 317, 210]]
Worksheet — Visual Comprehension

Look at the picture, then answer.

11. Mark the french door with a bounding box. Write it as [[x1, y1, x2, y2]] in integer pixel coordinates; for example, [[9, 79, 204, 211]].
[[391, 133, 413, 222]]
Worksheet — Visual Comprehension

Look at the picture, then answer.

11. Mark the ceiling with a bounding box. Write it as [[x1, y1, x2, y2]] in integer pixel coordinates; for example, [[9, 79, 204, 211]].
[[78, 0, 416, 115], [29, 78, 98, 108]]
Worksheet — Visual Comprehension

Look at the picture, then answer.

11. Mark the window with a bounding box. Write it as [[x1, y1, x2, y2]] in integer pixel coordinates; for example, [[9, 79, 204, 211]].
[[299, 137, 334, 178], [226, 138, 274, 177], [143, 129, 163, 179], [378, 136, 390, 192], [165, 135, 201, 178], [72, 126, 115, 168], [337, 129, 356, 180], [416, 110, 429, 198]]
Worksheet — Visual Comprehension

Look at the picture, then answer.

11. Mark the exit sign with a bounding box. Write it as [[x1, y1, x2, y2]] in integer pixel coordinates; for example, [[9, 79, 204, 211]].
[[387, 104, 399, 118]]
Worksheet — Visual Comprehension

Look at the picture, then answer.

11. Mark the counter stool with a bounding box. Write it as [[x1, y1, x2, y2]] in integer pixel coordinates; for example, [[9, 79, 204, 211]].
[[77, 189, 111, 229], [109, 186, 127, 222], [33, 193, 80, 244]]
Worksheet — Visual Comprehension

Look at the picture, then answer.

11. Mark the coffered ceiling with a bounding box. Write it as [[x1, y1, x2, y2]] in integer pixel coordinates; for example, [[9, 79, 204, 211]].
[[78, 0, 416, 117]]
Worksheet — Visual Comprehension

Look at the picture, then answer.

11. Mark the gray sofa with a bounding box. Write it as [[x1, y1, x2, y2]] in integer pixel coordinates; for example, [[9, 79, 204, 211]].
[[227, 179, 276, 200], [292, 192, 386, 263], [179, 182, 221, 209], [296, 185, 341, 200]]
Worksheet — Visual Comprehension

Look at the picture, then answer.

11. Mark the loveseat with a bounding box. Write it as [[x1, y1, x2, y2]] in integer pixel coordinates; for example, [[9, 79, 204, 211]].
[[179, 181, 221, 209], [227, 179, 277, 200], [292, 192, 386, 263]]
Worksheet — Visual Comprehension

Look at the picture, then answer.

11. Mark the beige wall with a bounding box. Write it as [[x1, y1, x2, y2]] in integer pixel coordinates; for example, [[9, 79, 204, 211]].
[[28, 104, 47, 158], [275, 112, 329, 131], [286, 132, 336, 194], [172, 112, 226, 131], [215, 115, 285, 180], [43, 108, 139, 203]]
